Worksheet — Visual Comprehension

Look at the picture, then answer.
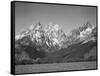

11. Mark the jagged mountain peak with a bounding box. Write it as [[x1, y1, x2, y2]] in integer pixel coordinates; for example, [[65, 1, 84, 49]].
[[29, 22, 43, 30], [78, 22, 95, 41], [65, 22, 96, 45], [83, 21, 92, 28], [15, 22, 67, 49], [15, 22, 43, 40], [78, 21, 93, 32], [44, 22, 61, 32], [15, 21, 97, 51]]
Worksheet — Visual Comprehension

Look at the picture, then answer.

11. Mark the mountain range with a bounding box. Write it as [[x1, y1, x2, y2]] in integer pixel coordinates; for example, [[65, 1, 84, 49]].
[[15, 21, 97, 65]]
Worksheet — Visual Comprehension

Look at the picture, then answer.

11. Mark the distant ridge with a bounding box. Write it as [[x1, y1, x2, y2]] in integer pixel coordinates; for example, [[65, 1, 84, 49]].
[[15, 21, 97, 64]]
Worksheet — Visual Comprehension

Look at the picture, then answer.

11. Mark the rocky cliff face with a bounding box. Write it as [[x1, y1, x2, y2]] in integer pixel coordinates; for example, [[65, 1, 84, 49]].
[[15, 22, 67, 51], [15, 22, 97, 51], [15, 21, 97, 64]]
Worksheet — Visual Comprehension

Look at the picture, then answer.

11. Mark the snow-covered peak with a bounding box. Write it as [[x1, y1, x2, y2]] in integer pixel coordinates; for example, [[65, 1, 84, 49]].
[[15, 21, 97, 51], [15, 30, 28, 40], [15, 34, 21, 40], [15, 22, 67, 49], [79, 26, 93, 39], [29, 24, 35, 30], [79, 23, 96, 44], [53, 24, 61, 31], [65, 22, 96, 46]]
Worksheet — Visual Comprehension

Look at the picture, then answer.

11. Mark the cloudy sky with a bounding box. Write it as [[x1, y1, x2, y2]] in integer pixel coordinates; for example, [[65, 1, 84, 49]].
[[15, 2, 97, 35]]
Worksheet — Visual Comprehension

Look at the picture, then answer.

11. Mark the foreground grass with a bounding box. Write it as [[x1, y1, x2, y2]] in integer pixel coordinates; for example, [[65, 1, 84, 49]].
[[15, 61, 97, 74]]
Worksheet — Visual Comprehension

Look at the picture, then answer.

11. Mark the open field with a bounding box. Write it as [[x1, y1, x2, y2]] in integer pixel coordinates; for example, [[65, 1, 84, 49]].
[[15, 61, 97, 74]]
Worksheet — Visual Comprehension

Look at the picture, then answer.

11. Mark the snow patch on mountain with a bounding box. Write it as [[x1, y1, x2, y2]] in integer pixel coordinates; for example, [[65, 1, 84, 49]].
[[15, 21, 97, 51]]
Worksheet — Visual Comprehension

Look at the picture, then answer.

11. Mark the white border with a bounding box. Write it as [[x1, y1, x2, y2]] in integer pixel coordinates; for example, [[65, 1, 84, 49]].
[[0, 0, 99, 76]]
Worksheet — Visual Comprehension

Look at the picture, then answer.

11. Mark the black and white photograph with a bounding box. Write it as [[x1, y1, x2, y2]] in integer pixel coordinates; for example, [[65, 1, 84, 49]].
[[11, 1, 98, 75]]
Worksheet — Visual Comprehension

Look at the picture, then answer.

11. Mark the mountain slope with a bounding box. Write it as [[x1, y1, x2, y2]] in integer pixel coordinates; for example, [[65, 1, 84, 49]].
[[15, 22, 97, 65], [39, 41, 97, 63], [15, 22, 67, 50]]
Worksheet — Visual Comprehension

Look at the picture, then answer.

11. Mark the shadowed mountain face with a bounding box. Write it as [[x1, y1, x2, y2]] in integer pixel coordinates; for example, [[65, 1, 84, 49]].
[[15, 22, 97, 65]]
